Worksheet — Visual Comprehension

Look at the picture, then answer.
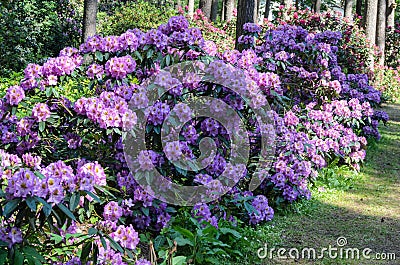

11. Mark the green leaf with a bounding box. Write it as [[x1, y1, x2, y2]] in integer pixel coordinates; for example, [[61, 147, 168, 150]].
[[34, 171, 46, 179], [244, 201, 258, 215], [142, 207, 149, 216], [106, 235, 124, 253], [172, 226, 194, 241], [14, 249, 24, 265], [35, 197, 52, 217], [95, 51, 103, 62], [84, 191, 101, 203], [88, 227, 97, 235], [174, 237, 193, 247], [146, 49, 154, 59], [26, 197, 37, 212], [23, 246, 45, 262], [50, 233, 64, 244], [57, 203, 76, 221], [69, 192, 80, 211], [0, 249, 7, 265], [38, 122, 45, 132], [99, 235, 107, 251], [134, 51, 143, 62], [219, 227, 242, 238], [3, 198, 21, 217], [172, 256, 187, 265], [80, 241, 92, 261], [92, 243, 99, 264]]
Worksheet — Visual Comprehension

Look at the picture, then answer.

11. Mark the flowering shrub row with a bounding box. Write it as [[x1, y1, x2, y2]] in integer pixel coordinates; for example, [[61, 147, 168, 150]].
[[0, 14, 388, 264]]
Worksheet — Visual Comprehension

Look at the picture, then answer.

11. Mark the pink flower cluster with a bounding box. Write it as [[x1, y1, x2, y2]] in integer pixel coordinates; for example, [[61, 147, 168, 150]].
[[105, 55, 136, 79], [74, 91, 137, 129], [32, 103, 51, 122]]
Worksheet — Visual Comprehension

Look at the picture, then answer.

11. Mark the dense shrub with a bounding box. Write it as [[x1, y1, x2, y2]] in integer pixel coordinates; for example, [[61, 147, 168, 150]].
[[0, 14, 388, 264], [373, 66, 400, 102], [385, 21, 400, 68], [97, 1, 177, 36], [272, 7, 378, 75], [0, 0, 81, 76], [179, 7, 236, 51]]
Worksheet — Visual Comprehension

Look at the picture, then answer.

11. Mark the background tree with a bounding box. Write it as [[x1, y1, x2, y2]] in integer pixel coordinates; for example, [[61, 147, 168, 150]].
[[356, 0, 363, 15], [283, 0, 293, 7], [314, 0, 321, 12], [344, 0, 354, 20], [199, 0, 212, 19], [364, 0, 378, 65], [224, 0, 235, 21], [264, 0, 271, 20], [376, 0, 386, 65], [82, 0, 98, 42], [235, 0, 255, 50], [386, 0, 396, 29], [188, 0, 195, 18], [211, 0, 219, 21]]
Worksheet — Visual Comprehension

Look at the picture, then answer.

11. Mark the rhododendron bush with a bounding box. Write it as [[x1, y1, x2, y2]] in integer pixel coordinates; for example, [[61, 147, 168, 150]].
[[0, 15, 388, 264]]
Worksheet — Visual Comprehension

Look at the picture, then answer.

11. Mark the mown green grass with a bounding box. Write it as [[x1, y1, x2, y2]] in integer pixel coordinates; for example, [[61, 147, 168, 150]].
[[219, 103, 400, 265]]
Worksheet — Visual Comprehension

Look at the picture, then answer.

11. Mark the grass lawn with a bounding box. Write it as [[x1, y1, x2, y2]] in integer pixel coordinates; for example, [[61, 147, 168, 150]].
[[220, 102, 400, 265]]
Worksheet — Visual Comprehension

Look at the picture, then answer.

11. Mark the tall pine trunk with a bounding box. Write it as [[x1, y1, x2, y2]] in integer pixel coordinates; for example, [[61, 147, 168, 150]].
[[224, 0, 235, 21], [211, 0, 219, 21], [364, 0, 378, 66], [221, 0, 225, 20], [235, 0, 255, 50], [386, 0, 396, 30], [344, 0, 354, 21], [188, 0, 195, 18], [356, 0, 363, 15], [82, 0, 98, 43], [376, 0, 386, 65], [264, 0, 271, 20], [314, 0, 321, 12], [199, 0, 212, 19]]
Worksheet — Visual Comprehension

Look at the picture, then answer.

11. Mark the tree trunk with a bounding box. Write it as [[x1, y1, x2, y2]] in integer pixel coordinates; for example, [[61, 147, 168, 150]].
[[386, 0, 396, 30], [254, 0, 261, 24], [225, 0, 235, 21], [364, 0, 378, 66], [314, 0, 321, 12], [221, 0, 225, 20], [235, 0, 255, 50], [188, 0, 195, 18], [199, 0, 212, 19], [283, 0, 293, 7], [356, 0, 362, 16], [82, 0, 98, 43], [376, 0, 386, 65], [211, 0, 219, 21], [264, 0, 271, 20], [344, 0, 354, 20]]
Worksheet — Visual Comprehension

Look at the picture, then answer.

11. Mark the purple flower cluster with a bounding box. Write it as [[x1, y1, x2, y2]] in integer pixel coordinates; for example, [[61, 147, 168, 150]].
[[111, 224, 139, 250], [1, 150, 106, 203], [105, 55, 136, 79], [0, 226, 23, 248], [249, 195, 274, 224], [32, 103, 51, 122], [74, 91, 137, 129]]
